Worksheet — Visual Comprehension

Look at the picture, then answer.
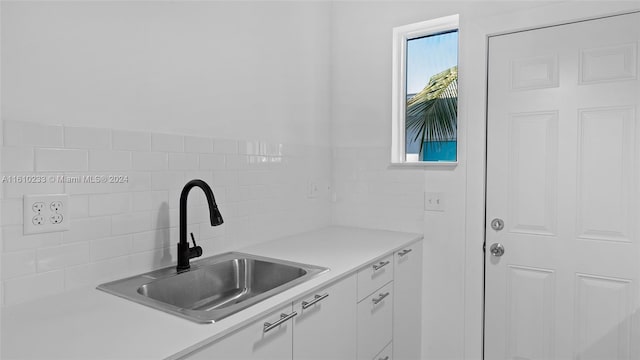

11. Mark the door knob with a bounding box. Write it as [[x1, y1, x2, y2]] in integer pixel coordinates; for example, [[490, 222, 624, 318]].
[[489, 243, 505, 257]]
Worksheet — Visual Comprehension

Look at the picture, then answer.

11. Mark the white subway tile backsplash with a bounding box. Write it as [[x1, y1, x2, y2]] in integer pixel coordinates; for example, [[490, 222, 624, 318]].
[[184, 171, 213, 186], [4, 121, 64, 148], [238, 140, 260, 155], [199, 221, 225, 239], [152, 133, 184, 153], [151, 171, 184, 191], [1, 147, 34, 172], [64, 174, 114, 195], [91, 235, 132, 261], [64, 127, 110, 149], [199, 154, 226, 170], [36, 242, 90, 272], [213, 139, 238, 154], [225, 155, 247, 170], [2, 226, 62, 252], [64, 256, 131, 290], [69, 195, 89, 218], [89, 193, 131, 216], [332, 147, 424, 233], [63, 217, 111, 243], [1, 250, 36, 280], [132, 191, 152, 212], [111, 212, 151, 235], [151, 207, 176, 230], [129, 248, 174, 274], [119, 172, 152, 193], [226, 186, 251, 202], [212, 170, 238, 187], [185, 136, 214, 153], [131, 152, 167, 171], [35, 148, 88, 172], [132, 228, 173, 253], [168, 153, 198, 170], [3, 270, 64, 306], [89, 150, 131, 171], [112, 130, 151, 152], [238, 171, 270, 186], [1, 121, 331, 306], [150, 191, 170, 209], [3, 173, 65, 198], [1, 199, 23, 225]]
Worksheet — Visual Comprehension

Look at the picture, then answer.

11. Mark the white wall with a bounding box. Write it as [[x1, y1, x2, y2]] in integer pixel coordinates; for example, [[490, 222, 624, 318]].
[[0, 1, 332, 305], [330, 1, 640, 359], [1, 1, 331, 146]]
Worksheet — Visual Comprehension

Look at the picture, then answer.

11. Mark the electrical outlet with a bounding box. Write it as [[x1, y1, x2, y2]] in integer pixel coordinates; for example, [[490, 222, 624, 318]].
[[424, 192, 445, 212], [32, 202, 45, 213], [50, 213, 64, 224], [23, 194, 70, 234], [50, 201, 63, 212]]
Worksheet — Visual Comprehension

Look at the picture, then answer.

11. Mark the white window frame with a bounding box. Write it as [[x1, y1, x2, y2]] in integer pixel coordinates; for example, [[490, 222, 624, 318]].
[[391, 14, 460, 167]]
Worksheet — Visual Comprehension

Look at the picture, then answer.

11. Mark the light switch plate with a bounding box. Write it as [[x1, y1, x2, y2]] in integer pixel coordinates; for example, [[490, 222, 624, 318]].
[[424, 192, 445, 212], [23, 194, 70, 234]]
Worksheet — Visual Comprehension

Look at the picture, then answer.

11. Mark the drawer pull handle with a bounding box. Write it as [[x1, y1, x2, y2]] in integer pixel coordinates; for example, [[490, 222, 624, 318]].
[[302, 293, 329, 309], [372, 260, 390, 271], [263, 311, 297, 333], [372, 292, 390, 305], [398, 248, 413, 257], [378, 357, 390, 360]]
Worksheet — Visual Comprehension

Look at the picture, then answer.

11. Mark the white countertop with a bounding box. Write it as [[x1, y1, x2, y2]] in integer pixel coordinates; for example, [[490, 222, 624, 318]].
[[1, 226, 422, 360]]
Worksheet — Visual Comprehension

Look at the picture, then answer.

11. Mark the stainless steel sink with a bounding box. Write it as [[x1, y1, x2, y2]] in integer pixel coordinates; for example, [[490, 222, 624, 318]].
[[97, 252, 328, 323]]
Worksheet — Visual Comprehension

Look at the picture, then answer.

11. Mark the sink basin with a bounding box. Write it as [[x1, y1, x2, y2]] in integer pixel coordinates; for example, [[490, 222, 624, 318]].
[[97, 252, 328, 323]]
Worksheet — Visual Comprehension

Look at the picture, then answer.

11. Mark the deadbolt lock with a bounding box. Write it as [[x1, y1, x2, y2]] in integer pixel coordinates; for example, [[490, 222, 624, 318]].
[[490, 218, 504, 231]]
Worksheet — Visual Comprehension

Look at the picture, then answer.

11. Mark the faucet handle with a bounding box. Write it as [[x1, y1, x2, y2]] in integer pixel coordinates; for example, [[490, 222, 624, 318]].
[[188, 232, 203, 259], [190, 232, 198, 247]]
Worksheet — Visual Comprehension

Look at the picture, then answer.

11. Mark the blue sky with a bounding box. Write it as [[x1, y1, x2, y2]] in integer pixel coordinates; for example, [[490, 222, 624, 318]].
[[406, 30, 458, 95]]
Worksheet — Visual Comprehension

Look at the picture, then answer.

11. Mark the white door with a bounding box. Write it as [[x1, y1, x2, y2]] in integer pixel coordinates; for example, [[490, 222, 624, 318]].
[[486, 12, 640, 360]]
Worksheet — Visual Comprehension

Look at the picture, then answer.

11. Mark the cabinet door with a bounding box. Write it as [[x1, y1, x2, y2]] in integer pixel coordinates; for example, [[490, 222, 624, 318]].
[[357, 281, 394, 360], [185, 304, 295, 360], [293, 275, 357, 360], [393, 241, 423, 360]]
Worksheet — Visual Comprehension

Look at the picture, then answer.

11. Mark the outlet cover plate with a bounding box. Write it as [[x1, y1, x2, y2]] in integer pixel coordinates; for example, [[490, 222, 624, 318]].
[[23, 194, 70, 234]]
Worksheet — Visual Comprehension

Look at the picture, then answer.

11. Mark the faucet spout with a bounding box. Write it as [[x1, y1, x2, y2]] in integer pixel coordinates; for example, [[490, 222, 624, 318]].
[[177, 179, 224, 271]]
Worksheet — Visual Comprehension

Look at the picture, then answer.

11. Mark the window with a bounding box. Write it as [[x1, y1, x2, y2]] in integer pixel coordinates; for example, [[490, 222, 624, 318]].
[[391, 15, 459, 165]]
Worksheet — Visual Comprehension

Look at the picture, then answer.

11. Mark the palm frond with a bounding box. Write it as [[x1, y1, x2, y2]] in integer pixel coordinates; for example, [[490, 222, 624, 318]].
[[406, 66, 458, 155]]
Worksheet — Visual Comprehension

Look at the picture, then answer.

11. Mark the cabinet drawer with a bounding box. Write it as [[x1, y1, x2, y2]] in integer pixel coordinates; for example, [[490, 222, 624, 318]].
[[357, 282, 393, 360], [373, 342, 393, 360], [184, 304, 294, 360], [357, 254, 393, 301]]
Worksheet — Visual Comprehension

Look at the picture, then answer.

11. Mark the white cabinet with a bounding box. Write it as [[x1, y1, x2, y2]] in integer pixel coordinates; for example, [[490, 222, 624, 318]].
[[357, 254, 393, 301], [181, 239, 423, 360], [186, 304, 294, 360], [293, 275, 357, 360], [183, 276, 357, 360], [374, 342, 393, 360], [393, 241, 423, 360], [357, 281, 393, 360]]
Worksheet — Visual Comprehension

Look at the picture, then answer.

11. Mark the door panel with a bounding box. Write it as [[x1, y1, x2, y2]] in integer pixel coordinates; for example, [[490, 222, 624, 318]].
[[486, 12, 640, 360]]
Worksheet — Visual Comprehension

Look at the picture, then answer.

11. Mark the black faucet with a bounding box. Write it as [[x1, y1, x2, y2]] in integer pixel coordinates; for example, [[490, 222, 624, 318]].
[[177, 179, 224, 271]]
